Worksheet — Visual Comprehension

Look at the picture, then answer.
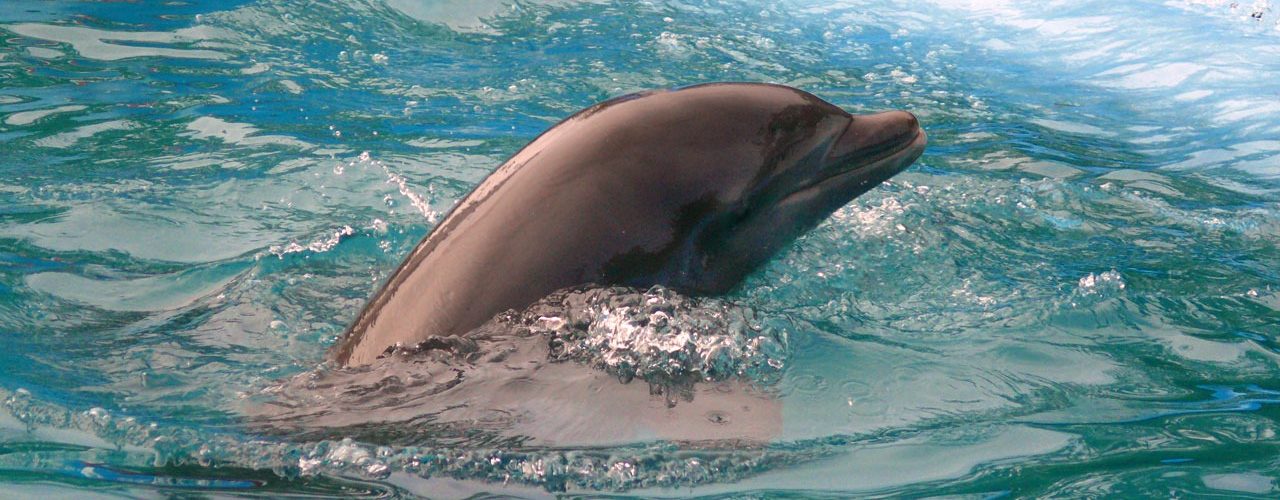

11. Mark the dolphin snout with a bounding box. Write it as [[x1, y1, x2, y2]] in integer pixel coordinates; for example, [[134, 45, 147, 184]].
[[826, 110, 923, 163]]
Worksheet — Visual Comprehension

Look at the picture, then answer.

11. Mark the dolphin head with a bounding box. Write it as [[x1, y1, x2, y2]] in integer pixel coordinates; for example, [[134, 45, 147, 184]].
[[699, 107, 925, 291], [605, 84, 927, 294], [329, 83, 926, 366]]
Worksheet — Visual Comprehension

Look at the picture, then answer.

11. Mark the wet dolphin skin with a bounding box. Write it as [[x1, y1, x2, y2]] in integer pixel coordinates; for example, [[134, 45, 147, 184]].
[[332, 83, 927, 366]]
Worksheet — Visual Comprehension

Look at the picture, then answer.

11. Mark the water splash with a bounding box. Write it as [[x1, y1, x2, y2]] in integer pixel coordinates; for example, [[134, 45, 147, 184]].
[[523, 285, 789, 389], [266, 225, 355, 259], [1075, 270, 1126, 297]]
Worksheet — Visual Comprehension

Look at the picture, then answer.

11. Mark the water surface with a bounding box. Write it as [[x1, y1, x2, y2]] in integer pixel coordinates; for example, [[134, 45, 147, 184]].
[[2, 0, 1280, 496]]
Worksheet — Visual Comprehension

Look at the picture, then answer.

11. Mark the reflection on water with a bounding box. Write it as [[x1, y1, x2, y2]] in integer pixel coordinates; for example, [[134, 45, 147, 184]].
[[1, 0, 1279, 496], [6, 23, 232, 61]]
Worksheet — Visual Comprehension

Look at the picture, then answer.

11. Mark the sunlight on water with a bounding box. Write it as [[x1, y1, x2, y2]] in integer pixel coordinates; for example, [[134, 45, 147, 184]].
[[1, 0, 1279, 496]]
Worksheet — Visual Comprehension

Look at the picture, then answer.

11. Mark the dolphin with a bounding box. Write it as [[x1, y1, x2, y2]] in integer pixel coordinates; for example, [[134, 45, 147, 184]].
[[332, 82, 926, 366]]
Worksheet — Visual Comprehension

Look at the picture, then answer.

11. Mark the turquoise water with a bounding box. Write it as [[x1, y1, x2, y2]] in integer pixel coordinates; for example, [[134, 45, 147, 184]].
[[3, 0, 1280, 496]]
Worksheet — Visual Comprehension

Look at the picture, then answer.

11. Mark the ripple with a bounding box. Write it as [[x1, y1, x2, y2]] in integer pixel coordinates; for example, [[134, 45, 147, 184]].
[[1095, 62, 1206, 90], [1203, 472, 1276, 495], [25, 263, 246, 312], [4, 23, 232, 61], [184, 116, 314, 150], [33, 119, 138, 149], [4, 105, 85, 126]]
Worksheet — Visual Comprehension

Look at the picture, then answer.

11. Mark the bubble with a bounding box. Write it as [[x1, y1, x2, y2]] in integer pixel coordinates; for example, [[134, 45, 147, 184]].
[[1076, 270, 1126, 296], [523, 286, 788, 389]]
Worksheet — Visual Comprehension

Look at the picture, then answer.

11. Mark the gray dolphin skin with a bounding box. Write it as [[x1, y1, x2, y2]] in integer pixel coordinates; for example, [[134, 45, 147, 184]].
[[332, 82, 926, 365]]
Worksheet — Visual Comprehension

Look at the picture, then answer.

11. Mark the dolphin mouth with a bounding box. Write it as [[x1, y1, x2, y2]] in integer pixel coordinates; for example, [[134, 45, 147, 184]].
[[827, 124, 926, 181], [822, 110, 925, 181], [780, 113, 926, 204]]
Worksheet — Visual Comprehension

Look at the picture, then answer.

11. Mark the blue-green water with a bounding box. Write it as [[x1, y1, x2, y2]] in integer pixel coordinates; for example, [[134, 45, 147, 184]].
[[3, 0, 1280, 496]]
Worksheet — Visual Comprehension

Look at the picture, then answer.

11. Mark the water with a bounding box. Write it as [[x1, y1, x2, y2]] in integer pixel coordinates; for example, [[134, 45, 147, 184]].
[[2, 0, 1279, 496]]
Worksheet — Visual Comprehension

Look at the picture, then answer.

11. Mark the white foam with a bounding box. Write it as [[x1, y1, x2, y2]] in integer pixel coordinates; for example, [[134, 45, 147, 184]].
[[1076, 270, 1126, 296], [267, 225, 355, 258]]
